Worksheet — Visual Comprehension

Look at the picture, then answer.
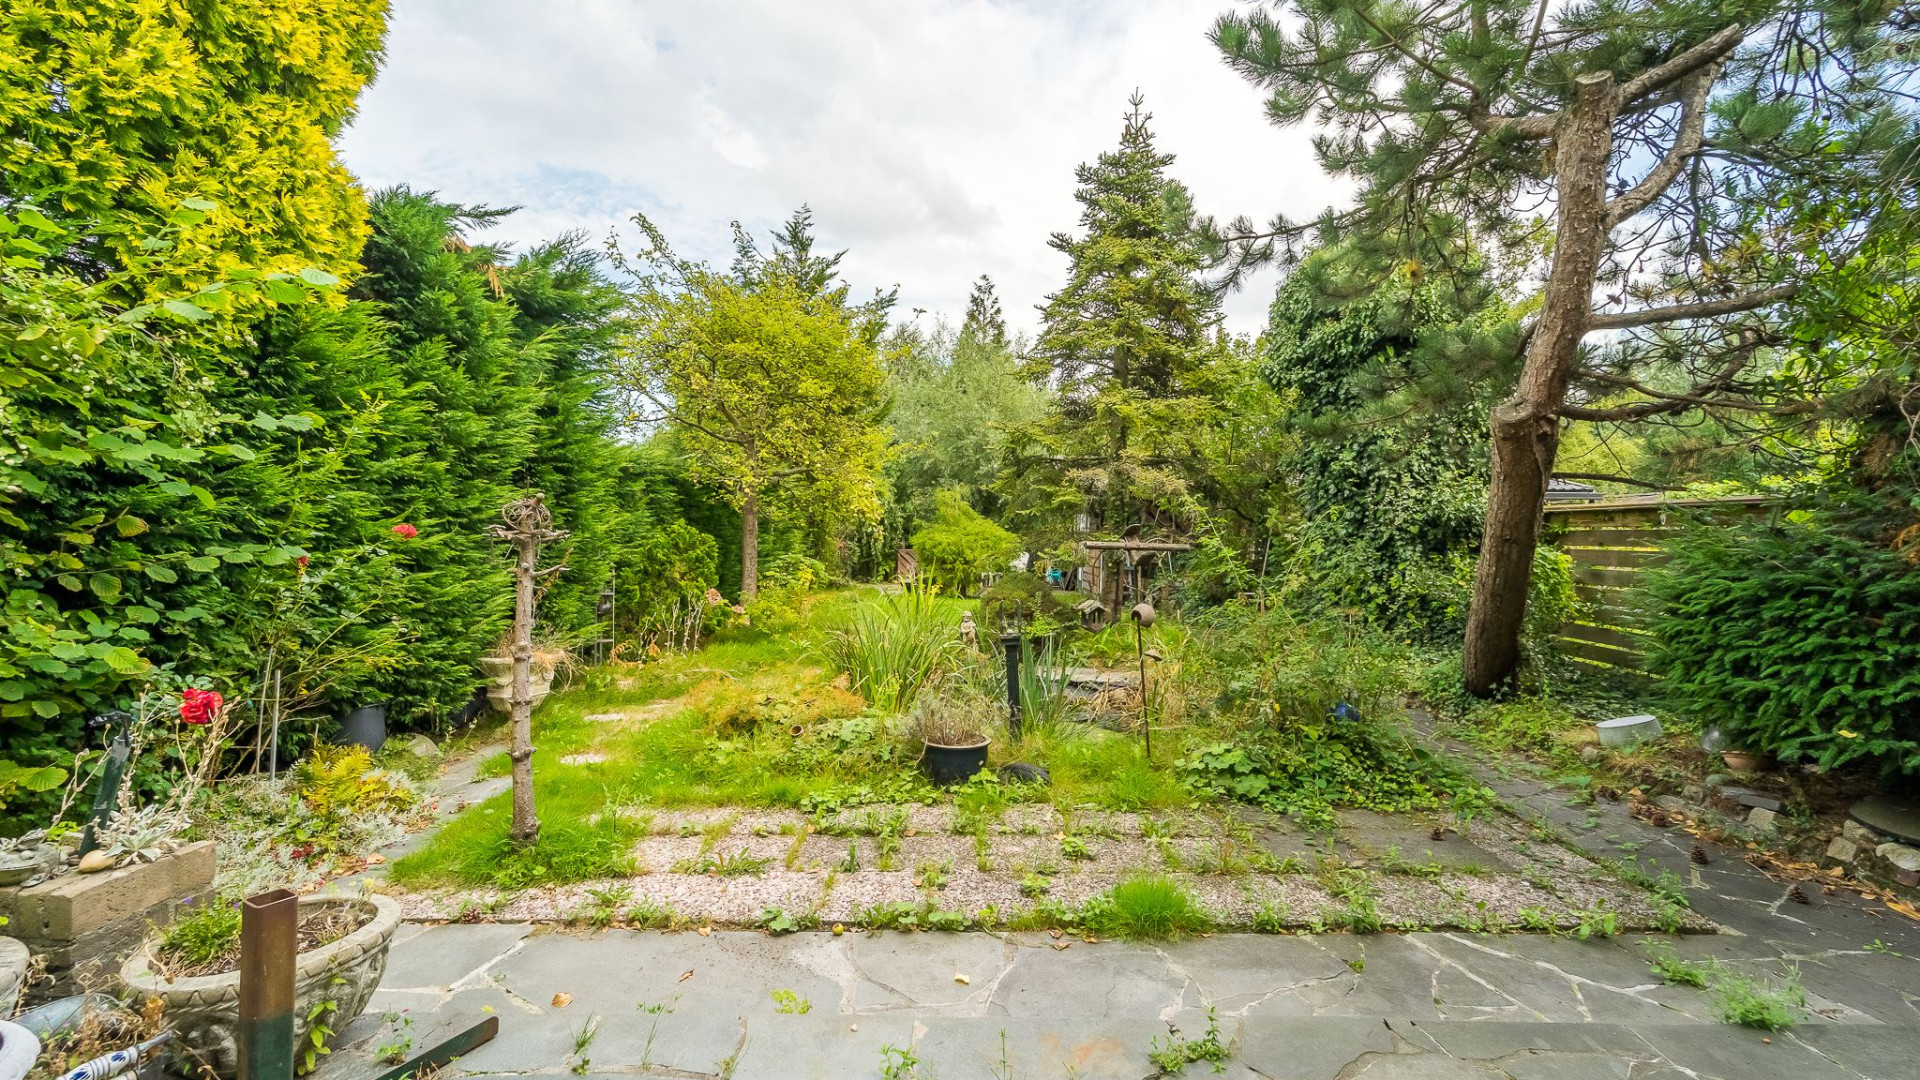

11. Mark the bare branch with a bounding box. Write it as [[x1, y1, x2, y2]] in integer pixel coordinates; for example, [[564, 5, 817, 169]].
[[1617, 23, 1748, 105], [1605, 67, 1717, 228], [1551, 472, 1677, 491], [1587, 284, 1798, 330]]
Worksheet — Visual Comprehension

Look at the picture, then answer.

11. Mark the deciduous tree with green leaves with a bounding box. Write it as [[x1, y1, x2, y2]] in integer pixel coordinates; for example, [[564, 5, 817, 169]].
[[1206, 0, 1917, 693], [615, 214, 890, 600]]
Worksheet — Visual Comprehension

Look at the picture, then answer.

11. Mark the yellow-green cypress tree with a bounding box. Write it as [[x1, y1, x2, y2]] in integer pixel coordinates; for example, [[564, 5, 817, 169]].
[[0, 0, 388, 298]]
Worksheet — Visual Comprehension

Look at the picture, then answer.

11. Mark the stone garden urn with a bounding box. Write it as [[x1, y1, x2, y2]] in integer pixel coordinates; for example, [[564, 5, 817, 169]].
[[479, 655, 555, 714], [120, 893, 400, 1080]]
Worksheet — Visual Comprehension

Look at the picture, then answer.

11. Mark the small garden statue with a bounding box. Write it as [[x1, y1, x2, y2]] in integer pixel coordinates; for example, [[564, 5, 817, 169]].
[[960, 610, 977, 652]]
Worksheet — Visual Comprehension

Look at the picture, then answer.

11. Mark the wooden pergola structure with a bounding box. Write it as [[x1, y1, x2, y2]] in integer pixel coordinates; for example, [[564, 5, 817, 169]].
[[1077, 538, 1192, 627]]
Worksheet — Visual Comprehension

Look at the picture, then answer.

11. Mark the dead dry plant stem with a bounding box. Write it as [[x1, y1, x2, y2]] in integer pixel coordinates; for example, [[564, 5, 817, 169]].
[[492, 493, 569, 847]]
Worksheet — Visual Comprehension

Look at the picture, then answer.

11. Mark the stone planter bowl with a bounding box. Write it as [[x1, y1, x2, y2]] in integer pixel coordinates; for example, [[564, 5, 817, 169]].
[[120, 893, 401, 1080], [479, 656, 555, 714]]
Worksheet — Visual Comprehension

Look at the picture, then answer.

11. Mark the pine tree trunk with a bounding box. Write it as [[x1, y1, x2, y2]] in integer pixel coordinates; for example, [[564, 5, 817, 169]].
[[508, 529, 540, 846], [1463, 72, 1616, 696], [740, 486, 760, 601]]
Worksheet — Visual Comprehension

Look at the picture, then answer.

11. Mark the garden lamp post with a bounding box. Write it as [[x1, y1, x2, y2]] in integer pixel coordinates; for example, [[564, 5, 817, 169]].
[[1000, 631, 1023, 742], [1131, 603, 1155, 763]]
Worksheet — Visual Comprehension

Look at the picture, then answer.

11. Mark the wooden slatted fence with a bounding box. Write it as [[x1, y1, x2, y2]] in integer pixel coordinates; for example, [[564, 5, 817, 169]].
[[1543, 495, 1776, 671]]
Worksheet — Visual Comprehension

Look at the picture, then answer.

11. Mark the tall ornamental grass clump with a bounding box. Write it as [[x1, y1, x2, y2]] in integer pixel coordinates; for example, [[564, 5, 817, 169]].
[[1647, 519, 1920, 778], [820, 588, 963, 713]]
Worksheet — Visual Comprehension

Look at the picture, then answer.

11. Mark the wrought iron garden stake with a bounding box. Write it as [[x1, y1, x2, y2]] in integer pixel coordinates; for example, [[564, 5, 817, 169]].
[[490, 493, 568, 848]]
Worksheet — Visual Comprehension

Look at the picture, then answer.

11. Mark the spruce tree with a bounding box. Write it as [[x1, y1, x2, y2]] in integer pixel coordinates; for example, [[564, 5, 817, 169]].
[[1204, 1, 1916, 692], [960, 275, 1008, 349], [1016, 95, 1221, 539]]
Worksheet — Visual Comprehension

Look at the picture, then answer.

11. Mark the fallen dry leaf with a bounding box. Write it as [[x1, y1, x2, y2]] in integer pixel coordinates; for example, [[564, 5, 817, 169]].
[[954, 974, 969, 985], [697, 926, 711, 937], [679, 969, 694, 982], [551, 993, 572, 1008], [1888, 899, 1920, 922], [365, 853, 385, 865]]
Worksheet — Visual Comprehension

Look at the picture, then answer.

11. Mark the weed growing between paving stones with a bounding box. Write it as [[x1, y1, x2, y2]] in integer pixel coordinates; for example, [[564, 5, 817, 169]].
[[878, 1043, 922, 1080], [1081, 873, 1211, 941], [1148, 1007, 1230, 1076], [1644, 944, 1807, 1030], [770, 988, 812, 1014]]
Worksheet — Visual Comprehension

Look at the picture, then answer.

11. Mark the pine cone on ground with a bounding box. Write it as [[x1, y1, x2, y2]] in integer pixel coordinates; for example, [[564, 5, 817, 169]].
[[1787, 884, 1810, 904], [1430, 826, 1446, 842], [1690, 841, 1712, 866]]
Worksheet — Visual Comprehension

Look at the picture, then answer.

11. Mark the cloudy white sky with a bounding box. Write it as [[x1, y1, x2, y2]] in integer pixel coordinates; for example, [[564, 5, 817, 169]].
[[338, 0, 1348, 336]]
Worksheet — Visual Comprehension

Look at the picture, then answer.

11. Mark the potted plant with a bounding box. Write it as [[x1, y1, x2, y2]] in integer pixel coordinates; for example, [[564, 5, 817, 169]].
[[911, 686, 991, 785], [479, 631, 567, 714], [1720, 748, 1771, 772], [120, 892, 401, 1079]]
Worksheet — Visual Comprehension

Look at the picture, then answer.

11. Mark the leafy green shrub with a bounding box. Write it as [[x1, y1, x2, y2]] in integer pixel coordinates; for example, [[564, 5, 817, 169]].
[[910, 491, 1021, 595], [1647, 518, 1920, 776], [1079, 873, 1210, 941], [979, 571, 1075, 636], [820, 587, 963, 713], [1177, 606, 1474, 825]]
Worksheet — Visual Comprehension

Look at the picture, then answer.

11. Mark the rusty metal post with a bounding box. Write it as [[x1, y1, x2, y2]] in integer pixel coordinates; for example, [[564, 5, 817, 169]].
[[238, 889, 298, 1080]]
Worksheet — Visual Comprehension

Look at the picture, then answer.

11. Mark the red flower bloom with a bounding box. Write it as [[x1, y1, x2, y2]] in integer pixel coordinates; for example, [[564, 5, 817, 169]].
[[296, 555, 310, 568], [180, 687, 223, 725], [391, 523, 418, 539]]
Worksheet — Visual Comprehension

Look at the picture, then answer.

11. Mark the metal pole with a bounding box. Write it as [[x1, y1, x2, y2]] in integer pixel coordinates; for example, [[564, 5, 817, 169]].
[[238, 889, 298, 1080], [269, 667, 282, 781], [1136, 622, 1150, 763], [1000, 632, 1023, 742]]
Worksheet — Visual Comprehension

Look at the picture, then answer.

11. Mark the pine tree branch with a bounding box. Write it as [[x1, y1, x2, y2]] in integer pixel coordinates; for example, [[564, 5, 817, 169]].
[[1587, 284, 1797, 330], [1347, 5, 1483, 100], [1616, 23, 1748, 106], [1604, 67, 1717, 228]]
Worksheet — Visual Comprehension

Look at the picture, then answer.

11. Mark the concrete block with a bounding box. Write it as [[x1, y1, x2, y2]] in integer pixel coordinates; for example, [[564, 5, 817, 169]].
[[1825, 837, 1859, 864], [1896, 868, 1920, 889], [6, 841, 214, 941], [1842, 820, 1880, 846], [1747, 807, 1779, 832]]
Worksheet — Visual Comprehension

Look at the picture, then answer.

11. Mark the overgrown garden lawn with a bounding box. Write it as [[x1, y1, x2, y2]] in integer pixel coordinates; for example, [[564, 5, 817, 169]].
[[384, 589, 1706, 939]]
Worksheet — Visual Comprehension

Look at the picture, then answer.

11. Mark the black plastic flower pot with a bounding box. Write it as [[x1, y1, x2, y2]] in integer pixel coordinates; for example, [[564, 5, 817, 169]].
[[921, 738, 990, 786], [339, 703, 389, 753]]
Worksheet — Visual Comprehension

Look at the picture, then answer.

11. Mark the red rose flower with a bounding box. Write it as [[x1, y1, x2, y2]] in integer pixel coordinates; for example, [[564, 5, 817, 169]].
[[391, 523, 418, 539], [180, 687, 223, 725], [296, 555, 310, 568]]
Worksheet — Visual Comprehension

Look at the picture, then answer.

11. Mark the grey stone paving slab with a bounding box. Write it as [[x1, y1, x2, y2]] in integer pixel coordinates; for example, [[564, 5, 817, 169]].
[[381, 922, 531, 988], [1388, 1019, 1649, 1060], [728, 1013, 918, 1080], [1158, 933, 1351, 1015], [1297, 935, 1444, 1019], [1633, 1024, 1863, 1080], [1237, 1017, 1399, 1079], [1346, 1054, 1505, 1079], [988, 937, 1186, 1017], [847, 930, 1012, 1011], [1791, 1023, 1920, 1080], [908, 1016, 1161, 1080]]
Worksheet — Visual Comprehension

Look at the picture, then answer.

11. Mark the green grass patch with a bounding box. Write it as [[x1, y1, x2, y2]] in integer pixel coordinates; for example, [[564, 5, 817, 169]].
[[1080, 872, 1210, 941]]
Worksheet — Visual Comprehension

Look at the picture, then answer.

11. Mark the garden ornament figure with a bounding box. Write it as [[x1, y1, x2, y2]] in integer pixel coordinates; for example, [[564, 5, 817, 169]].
[[77, 710, 135, 858], [960, 611, 977, 651]]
